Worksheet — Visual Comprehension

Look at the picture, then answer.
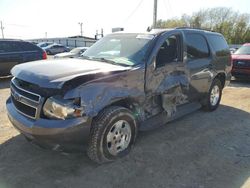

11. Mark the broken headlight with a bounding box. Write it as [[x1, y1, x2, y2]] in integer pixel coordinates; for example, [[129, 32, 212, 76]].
[[43, 96, 84, 120]]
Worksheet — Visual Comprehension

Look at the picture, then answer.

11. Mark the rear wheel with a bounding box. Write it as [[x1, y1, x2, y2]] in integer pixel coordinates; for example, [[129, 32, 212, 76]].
[[203, 78, 222, 111], [87, 106, 137, 164]]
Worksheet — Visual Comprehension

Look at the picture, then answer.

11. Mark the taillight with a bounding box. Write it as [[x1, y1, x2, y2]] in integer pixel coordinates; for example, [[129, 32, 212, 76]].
[[42, 51, 47, 59]]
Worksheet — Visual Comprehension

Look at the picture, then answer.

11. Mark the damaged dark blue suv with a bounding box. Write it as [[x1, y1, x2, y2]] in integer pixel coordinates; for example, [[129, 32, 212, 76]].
[[6, 28, 231, 163]]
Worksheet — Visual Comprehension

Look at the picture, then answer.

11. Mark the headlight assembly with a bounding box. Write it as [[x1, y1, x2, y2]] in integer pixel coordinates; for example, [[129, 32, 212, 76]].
[[43, 96, 84, 120]]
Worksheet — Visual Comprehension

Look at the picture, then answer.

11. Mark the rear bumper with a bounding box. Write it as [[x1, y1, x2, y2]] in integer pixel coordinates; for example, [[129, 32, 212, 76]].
[[6, 97, 92, 151]]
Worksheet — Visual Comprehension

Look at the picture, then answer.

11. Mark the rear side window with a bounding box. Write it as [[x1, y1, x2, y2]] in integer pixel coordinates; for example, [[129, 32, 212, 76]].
[[0, 41, 21, 52], [20, 42, 39, 51], [0, 41, 9, 52], [186, 33, 209, 59], [207, 35, 229, 56]]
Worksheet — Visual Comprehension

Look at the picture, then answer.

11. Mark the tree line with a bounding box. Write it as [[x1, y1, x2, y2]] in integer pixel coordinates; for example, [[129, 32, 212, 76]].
[[155, 7, 250, 44]]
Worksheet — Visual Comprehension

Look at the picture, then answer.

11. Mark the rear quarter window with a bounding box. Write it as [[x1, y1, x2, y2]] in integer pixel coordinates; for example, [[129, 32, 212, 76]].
[[207, 34, 229, 57], [20, 42, 40, 51]]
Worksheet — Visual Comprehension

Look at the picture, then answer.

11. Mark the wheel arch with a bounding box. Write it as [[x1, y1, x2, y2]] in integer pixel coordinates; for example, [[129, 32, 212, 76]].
[[104, 98, 142, 120], [214, 72, 226, 88]]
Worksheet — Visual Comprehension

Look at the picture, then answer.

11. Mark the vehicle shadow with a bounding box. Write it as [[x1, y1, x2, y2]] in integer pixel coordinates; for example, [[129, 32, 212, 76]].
[[0, 76, 11, 89], [0, 105, 250, 188]]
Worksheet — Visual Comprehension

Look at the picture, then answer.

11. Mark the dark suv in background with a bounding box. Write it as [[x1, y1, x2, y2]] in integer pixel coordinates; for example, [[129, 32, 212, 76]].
[[0, 39, 47, 76], [6, 28, 231, 163]]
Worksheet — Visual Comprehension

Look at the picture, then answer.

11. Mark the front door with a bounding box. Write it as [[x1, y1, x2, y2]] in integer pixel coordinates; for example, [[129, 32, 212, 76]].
[[145, 31, 189, 116]]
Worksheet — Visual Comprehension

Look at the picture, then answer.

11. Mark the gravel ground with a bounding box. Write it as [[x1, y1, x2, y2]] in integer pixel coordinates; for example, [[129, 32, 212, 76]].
[[0, 77, 250, 188]]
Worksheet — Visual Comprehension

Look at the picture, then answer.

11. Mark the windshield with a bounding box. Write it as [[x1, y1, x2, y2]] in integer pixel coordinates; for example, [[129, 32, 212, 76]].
[[82, 33, 154, 66], [234, 45, 250, 55]]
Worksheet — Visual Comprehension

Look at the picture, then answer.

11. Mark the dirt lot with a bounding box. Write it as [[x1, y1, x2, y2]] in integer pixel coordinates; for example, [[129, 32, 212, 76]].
[[0, 77, 250, 188]]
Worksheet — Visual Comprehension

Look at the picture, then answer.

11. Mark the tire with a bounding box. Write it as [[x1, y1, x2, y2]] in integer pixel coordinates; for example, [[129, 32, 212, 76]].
[[203, 78, 222, 111], [87, 106, 137, 164]]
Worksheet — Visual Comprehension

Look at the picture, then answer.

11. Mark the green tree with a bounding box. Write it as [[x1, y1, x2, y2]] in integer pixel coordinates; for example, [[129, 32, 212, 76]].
[[155, 7, 250, 44]]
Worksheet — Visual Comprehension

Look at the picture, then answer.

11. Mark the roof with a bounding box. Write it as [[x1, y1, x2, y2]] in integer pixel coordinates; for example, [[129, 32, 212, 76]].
[[107, 27, 221, 38]]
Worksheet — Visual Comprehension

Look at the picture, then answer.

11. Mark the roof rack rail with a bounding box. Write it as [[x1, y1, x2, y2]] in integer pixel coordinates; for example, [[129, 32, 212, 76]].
[[175, 27, 215, 32]]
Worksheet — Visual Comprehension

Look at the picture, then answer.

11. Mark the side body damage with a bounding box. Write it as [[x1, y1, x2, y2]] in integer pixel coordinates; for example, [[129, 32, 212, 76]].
[[6, 28, 232, 156]]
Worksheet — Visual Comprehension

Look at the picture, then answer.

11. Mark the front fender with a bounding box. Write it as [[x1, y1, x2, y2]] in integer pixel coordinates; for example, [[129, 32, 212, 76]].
[[64, 82, 144, 117]]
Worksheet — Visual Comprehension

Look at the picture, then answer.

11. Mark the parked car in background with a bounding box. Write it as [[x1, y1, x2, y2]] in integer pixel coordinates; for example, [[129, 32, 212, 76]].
[[0, 39, 47, 76], [230, 48, 237, 54], [231, 43, 250, 78], [6, 28, 231, 163], [44, 44, 69, 55], [37, 42, 53, 48], [54, 47, 89, 59]]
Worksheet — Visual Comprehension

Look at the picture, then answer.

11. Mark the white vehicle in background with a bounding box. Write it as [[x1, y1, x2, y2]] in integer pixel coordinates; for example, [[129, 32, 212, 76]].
[[54, 47, 89, 58]]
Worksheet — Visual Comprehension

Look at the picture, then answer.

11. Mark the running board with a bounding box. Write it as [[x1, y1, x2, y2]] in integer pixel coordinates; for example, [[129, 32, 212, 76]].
[[139, 102, 202, 131]]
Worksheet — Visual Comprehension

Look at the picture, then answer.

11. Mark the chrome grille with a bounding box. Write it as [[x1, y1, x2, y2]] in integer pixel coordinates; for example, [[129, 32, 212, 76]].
[[10, 78, 42, 119], [233, 60, 250, 68]]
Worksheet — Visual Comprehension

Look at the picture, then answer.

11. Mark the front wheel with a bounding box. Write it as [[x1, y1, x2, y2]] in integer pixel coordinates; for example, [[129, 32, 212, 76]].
[[203, 78, 222, 111], [87, 106, 137, 164]]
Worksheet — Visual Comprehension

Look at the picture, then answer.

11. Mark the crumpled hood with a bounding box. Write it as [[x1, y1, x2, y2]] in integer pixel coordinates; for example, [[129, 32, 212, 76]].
[[11, 58, 131, 89]]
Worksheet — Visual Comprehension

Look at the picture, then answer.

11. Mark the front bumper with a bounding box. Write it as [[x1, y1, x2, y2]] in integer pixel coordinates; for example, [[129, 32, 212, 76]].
[[232, 68, 250, 78], [6, 97, 92, 151]]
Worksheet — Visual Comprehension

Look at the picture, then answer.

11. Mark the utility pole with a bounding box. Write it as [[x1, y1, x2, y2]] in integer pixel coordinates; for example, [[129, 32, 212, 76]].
[[153, 0, 157, 28], [95, 28, 104, 40], [45, 32, 47, 38], [0, 21, 4, 39], [78, 22, 83, 36], [101, 28, 103, 37]]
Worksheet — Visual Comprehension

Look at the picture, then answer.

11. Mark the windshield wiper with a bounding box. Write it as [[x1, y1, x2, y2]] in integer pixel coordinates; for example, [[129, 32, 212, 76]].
[[92, 57, 130, 67], [80, 56, 130, 67], [92, 57, 116, 64]]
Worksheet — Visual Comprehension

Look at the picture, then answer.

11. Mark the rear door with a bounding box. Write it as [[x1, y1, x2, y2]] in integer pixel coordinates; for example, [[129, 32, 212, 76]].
[[184, 32, 212, 100], [0, 41, 21, 76]]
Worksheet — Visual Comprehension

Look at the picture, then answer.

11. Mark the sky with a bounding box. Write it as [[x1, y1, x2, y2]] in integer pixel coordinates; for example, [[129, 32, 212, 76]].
[[0, 0, 249, 39]]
